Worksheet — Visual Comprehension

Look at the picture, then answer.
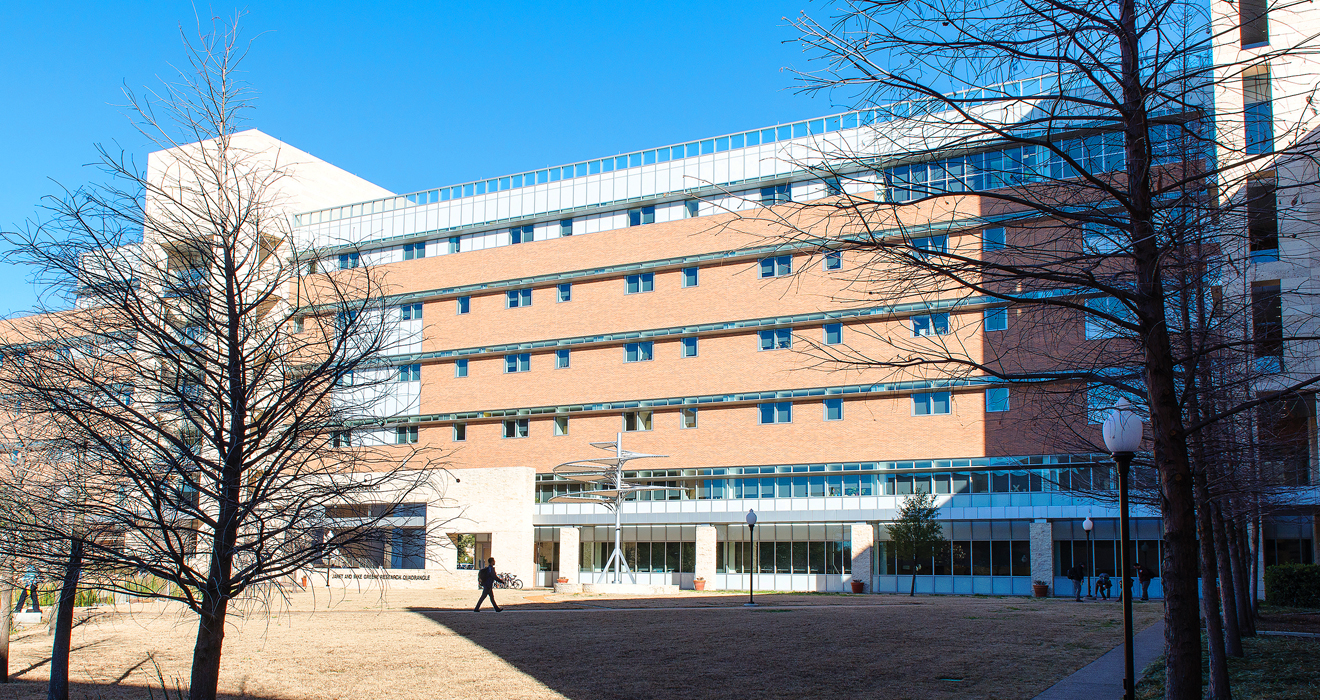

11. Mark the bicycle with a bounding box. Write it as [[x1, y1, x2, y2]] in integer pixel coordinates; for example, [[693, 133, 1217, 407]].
[[494, 572, 523, 589]]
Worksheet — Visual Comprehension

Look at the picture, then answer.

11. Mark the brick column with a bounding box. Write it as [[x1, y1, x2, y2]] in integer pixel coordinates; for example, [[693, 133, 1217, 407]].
[[559, 527, 580, 582], [695, 525, 717, 589], [850, 522, 873, 591], [1030, 520, 1053, 592]]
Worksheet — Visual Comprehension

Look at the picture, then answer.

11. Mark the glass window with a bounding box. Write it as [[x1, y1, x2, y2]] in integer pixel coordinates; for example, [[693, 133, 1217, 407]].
[[559, 219, 573, 237], [684, 200, 699, 218], [625, 273, 655, 294], [982, 227, 1005, 251], [628, 206, 656, 226], [824, 398, 843, 421], [1248, 176, 1279, 262], [506, 288, 532, 308], [759, 255, 792, 278], [823, 251, 842, 270], [397, 364, 421, 382], [760, 184, 792, 205], [681, 407, 698, 429], [623, 411, 652, 432], [504, 353, 530, 373], [682, 267, 698, 287], [502, 418, 529, 438], [624, 341, 654, 363], [554, 415, 569, 436], [558, 283, 572, 302], [454, 359, 468, 378], [400, 303, 423, 321], [758, 402, 793, 424], [456, 296, 470, 314], [984, 307, 1007, 331], [1241, 0, 1269, 46], [913, 391, 952, 416], [1245, 68, 1274, 155], [758, 328, 793, 350], [986, 387, 1010, 413], [823, 323, 842, 345], [509, 224, 533, 245], [394, 426, 419, 444], [403, 241, 427, 260], [338, 252, 360, 270], [911, 313, 950, 336], [452, 423, 466, 441], [555, 348, 570, 369], [824, 178, 843, 196], [448, 237, 460, 254], [913, 235, 948, 257], [681, 337, 698, 358]]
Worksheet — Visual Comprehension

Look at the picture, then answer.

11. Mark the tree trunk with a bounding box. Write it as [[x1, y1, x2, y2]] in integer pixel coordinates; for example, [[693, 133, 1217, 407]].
[[48, 540, 83, 700], [1227, 513, 1255, 636], [0, 583, 11, 683], [1194, 471, 1231, 698], [188, 596, 229, 700], [1212, 503, 1244, 657], [909, 561, 917, 597]]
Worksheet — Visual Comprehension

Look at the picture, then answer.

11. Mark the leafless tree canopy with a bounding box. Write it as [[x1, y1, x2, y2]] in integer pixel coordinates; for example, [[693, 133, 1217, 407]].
[[0, 17, 450, 700]]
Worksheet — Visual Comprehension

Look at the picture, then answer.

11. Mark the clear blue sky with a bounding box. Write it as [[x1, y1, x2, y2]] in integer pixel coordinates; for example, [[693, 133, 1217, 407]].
[[0, 1, 840, 315]]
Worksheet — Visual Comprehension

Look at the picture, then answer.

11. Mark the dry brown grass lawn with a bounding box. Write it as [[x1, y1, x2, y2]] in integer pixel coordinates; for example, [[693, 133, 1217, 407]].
[[2, 589, 1162, 700]]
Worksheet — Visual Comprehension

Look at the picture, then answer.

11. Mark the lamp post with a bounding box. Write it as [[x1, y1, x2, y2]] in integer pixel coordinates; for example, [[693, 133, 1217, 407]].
[[745, 509, 758, 607], [1103, 398, 1142, 700], [1083, 515, 1094, 599]]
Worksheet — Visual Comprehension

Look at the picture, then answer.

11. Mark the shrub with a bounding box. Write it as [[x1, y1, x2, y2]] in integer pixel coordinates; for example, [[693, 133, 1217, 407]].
[[1264, 563, 1320, 607]]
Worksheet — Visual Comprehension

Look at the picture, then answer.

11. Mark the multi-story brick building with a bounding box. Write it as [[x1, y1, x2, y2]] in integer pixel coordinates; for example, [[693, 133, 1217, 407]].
[[8, 2, 1318, 598]]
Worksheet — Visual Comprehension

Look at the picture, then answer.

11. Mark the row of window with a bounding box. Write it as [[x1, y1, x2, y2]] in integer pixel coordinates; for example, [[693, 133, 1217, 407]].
[[442, 389, 1010, 442], [536, 465, 1118, 503]]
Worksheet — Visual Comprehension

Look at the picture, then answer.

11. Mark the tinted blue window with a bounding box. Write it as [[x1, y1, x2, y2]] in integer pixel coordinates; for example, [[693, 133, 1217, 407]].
[[730, 134, 744, 148], [556, 348, 570, 369], [456, 296, 470, 314], [823, 323, 842, 345], [682, 337, 698, 357], [558, 283, 571, 302], [986, 387, 1010, 412], [454, 359, 468, 378], [983, 227, 1006, 251], [715, 137, 729, 152], [682, 267, 698, 287], [824, 251, 842, 270], [985, 307, 1008, 332], [824, 398, 843, 421]]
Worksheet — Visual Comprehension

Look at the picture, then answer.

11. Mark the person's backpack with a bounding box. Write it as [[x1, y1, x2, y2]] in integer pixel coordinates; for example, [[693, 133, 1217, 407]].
[[478, 566, 493, 587]]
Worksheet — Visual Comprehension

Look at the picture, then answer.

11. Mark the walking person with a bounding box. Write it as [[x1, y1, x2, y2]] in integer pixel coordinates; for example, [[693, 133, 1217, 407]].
[[1066, 563, 1084, 602], [1096, 572, 1112, 601], [474, 557, 503, 612], [1136, 563, 1154, 601], [14, 564, 41, 613]]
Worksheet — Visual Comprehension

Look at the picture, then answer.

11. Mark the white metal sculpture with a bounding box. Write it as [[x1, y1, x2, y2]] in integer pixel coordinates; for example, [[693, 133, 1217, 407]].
[[547, 432, 667, 583]]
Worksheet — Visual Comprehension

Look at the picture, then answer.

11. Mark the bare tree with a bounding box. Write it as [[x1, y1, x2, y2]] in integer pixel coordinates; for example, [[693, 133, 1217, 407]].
[[711, 1, 1320, 698], [0, 18, 451, 700]]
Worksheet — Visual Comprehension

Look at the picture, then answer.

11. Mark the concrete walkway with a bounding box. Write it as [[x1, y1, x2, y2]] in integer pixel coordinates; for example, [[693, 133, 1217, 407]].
[[1033, 619, 1165, 700]]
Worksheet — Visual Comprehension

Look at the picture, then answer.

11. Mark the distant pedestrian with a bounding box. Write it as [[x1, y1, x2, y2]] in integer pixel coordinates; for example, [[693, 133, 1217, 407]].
[[1096, 572, 1112, 601], [1136, 563, 1154, 601], [14, 565, 41, 613], [474, 557, 503, 612], [1067, 563, 1084, 601]]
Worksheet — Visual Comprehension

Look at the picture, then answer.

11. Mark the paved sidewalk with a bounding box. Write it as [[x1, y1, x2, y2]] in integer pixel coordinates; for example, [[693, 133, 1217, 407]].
[[1033, 619, 1165, 700]]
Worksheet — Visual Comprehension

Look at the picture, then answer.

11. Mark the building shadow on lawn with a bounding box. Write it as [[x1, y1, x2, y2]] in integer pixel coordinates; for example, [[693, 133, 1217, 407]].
[[409, 594, 986, 700]]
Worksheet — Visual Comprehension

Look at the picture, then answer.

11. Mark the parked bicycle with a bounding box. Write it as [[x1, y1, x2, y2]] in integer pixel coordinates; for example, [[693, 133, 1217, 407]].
[[494, 572, 523, 589]]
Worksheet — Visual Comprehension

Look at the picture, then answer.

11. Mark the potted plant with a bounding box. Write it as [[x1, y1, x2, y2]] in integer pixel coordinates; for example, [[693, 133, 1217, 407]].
[[850, 579, 865, 594], [1032, 580, 1050, 597], [693, 577, 707, 591], [556, 576, 569, 584]]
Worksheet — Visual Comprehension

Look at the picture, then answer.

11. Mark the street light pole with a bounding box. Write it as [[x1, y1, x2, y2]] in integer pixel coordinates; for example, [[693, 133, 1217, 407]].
[[1103, 398, 1142, 700], [1083, 515, 1094, 599], [746, 509, 758, 607]]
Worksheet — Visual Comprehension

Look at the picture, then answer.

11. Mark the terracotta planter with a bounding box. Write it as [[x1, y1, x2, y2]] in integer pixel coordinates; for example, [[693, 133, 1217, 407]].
[[1033, 584, 1049, 598], [850, 580, 865, 594], [556, 577, 569, 584], [694, 579, 706, 591]]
